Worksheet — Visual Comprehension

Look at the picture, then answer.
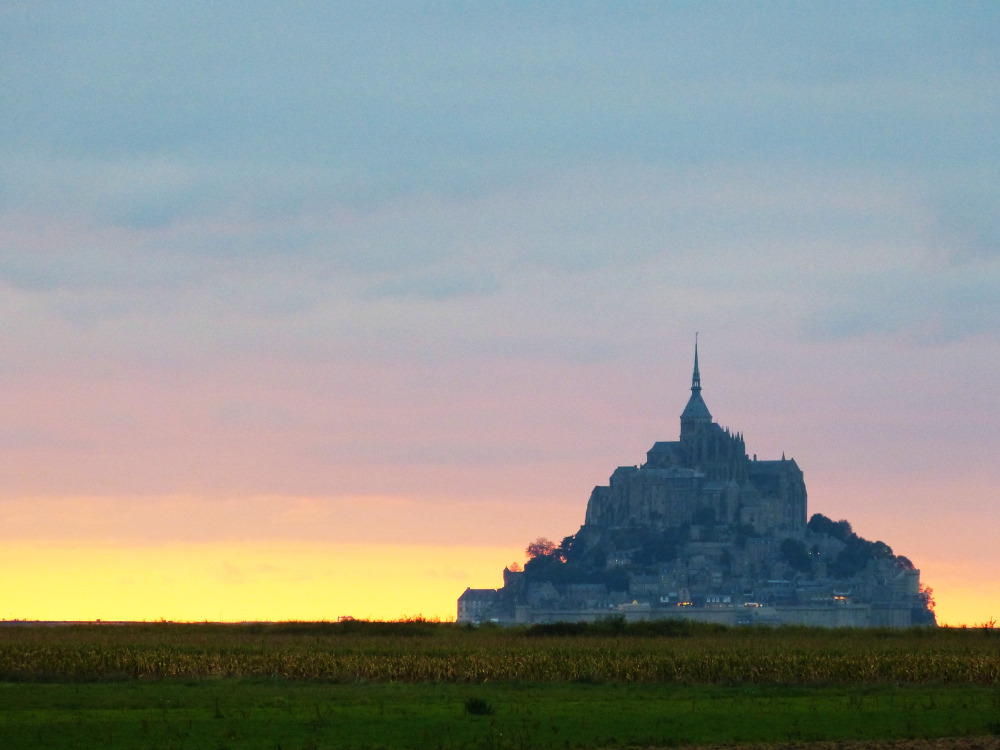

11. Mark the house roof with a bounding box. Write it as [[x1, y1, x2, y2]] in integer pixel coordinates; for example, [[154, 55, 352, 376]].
[[458, 588, 498, 601], [648, 441, 682, 453]]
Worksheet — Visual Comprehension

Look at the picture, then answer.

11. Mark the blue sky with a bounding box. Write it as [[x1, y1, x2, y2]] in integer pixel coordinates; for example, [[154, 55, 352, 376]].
[[4, 3, 998, 207]]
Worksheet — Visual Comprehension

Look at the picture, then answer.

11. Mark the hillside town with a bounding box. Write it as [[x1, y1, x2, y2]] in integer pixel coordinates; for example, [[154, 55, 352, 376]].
[[459, 344, 935, 628]]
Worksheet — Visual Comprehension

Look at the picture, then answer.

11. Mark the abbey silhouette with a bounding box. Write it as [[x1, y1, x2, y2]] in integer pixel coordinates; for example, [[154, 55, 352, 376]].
[[458, 342, 934, 628], [585, 341, 806, 533]]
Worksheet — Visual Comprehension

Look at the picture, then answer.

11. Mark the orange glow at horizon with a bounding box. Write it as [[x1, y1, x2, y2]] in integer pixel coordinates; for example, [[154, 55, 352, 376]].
[[0, 541, 995, 626], [0, 542, 523, 622], [918, 558, 1000, 628]]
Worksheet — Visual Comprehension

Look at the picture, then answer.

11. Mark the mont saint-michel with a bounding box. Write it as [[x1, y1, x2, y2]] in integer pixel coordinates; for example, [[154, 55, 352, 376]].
[[459, 344, 935, 628]]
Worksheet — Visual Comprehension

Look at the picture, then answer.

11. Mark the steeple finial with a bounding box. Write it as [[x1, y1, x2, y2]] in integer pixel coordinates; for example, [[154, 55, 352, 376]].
[[691, 333, 701, 392]]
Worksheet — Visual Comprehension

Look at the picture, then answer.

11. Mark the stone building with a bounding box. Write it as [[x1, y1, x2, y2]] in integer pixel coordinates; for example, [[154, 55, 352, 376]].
[[457, 588, 499, 623]]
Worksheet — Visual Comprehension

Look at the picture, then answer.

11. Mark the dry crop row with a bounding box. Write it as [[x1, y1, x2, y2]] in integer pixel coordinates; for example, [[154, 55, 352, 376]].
[[2, 644, 999, 684]]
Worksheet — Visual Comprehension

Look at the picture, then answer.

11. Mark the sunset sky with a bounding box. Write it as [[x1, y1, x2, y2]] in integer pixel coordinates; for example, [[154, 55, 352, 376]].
[[1, 2, 998, 625]]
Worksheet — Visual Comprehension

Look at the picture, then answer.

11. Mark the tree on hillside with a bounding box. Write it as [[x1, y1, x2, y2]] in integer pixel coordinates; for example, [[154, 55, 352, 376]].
[[810, 513, 902, 579], [918, 584, 935, 612], [780, 538, 812, 574], [912, 583, 937, 626], [808, 513, 853, 542], [526, 538, 556, 559], [555, 535, 575, 563]]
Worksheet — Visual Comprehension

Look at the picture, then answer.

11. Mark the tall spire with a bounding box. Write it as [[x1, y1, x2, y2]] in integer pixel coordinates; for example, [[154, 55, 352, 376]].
[[680, 332, 712, 430], [691, 333, 701, 392]]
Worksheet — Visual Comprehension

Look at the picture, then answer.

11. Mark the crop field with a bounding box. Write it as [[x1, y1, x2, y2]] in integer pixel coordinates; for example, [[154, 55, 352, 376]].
[[0, 621, 998, 749], [1, 620, 998, 684]]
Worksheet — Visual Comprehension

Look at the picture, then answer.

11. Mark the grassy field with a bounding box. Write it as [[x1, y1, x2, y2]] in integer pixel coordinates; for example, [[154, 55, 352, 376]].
[[0, 621, 998, 749], [1, 680, 999, 749], [1, 620, 998, 684]]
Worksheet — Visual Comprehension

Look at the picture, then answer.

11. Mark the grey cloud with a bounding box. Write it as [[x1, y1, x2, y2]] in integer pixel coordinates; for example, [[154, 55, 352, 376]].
[[0, 164, 918, 292], [0, 428, 93, 452], [804, 264, 1000, 344], [933, 192, 1000, 263], [0, 164, 971, 363], [0, 3, 996, 191], [365, 269, 501, 301], [213, 401, 301, 429]]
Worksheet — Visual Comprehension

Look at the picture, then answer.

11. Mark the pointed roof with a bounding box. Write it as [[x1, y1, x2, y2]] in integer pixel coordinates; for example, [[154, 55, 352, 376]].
[[681, 336, 712, 421], [681, 392, 712, 421]]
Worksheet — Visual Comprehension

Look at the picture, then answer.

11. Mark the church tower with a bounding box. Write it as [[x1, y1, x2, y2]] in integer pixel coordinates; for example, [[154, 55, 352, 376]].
[[679, 338, 747, 483], [583, 336, 799, 531]]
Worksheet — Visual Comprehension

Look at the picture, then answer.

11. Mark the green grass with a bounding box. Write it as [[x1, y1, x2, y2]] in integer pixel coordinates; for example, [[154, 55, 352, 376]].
[[0, 680, 999, 749]]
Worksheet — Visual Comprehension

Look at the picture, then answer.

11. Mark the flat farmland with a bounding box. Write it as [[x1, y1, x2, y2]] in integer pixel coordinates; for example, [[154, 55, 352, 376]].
[[0, 621, 998, 749], [1, 620, 998, 684]]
